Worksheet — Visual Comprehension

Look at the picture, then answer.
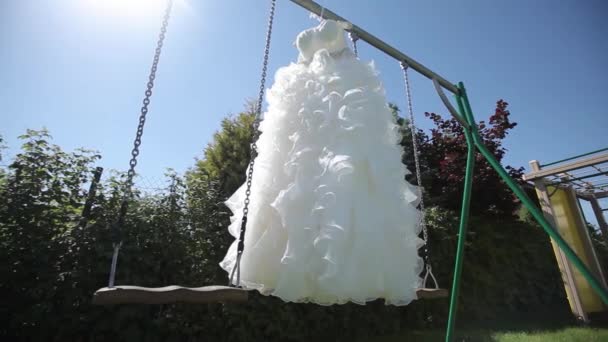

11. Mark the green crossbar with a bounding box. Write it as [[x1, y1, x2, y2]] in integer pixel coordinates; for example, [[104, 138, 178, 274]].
[[541, 147, 608, 167]]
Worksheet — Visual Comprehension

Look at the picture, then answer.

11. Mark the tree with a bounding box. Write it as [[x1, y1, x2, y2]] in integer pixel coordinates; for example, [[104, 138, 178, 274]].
[[189, 105, 257, 198], [414, 100, 525, 216], [185, 105, 258, 283], [0, 134, 5, 161], [0, 134, 6, 188], [0, 129, 101, 338], [389, 103, 415, 172]]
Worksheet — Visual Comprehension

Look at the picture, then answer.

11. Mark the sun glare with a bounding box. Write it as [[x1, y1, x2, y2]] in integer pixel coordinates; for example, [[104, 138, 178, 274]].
[[81, 0, 186, 18]]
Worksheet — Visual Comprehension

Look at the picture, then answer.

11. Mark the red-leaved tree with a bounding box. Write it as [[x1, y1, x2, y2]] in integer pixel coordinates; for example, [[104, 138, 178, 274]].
[[406, 100, 524, 217]]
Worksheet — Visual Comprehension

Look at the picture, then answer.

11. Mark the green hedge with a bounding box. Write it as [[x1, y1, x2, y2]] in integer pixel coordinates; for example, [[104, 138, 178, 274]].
[[0, 130, 572, 341]]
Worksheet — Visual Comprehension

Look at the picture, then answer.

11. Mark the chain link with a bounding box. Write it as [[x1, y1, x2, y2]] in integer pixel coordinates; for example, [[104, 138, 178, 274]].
[[231, 0, 276, 287], [400, 61, 430, 265], [108, 0, 173, 288], [124, 1, 173, 196]]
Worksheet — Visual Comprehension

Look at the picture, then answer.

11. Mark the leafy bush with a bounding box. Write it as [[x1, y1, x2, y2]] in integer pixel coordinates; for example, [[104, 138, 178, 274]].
[[0, 100, 572, 341]]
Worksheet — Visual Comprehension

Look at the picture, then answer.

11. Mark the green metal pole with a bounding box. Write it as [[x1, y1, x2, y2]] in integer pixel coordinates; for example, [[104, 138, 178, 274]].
[[458, 82, 608, 305], [445, 93, 476, 342], [541, 146, 608, 167]]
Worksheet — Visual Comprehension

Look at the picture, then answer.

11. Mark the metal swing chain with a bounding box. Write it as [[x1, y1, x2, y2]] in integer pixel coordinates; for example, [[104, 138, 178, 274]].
[[348, 32, 359, 57], [230, 0, 276, 287], [400, 61, 439, 289], [108, 0, 174, 288]]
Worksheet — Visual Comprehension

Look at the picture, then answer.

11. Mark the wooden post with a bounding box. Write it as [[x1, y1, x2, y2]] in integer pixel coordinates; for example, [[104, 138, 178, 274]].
[[529, 160, 588, 322], [569, 189, 608, 290], [589, 196, 608, 244], [79, 167, 103, 229]]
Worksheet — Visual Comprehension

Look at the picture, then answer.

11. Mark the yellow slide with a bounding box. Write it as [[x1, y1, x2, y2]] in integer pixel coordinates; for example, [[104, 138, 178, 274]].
[[547, 186, 605, 314]]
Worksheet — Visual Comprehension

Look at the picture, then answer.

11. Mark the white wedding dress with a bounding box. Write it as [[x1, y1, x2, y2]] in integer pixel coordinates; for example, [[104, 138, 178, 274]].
[[220, 20, 424, 306]]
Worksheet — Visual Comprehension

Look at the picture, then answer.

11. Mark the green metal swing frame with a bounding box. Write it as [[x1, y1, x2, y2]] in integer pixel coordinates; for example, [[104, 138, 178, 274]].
[[290, 1, 608, 341]]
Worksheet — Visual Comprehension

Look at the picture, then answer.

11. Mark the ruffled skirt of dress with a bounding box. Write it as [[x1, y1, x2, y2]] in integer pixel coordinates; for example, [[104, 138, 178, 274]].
[[220, 48, 424, 306]]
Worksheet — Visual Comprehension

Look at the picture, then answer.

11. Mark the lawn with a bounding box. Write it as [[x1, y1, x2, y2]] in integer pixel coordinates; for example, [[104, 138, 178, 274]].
[[368, 327, 608, 341], [495, 328, 608, 342]]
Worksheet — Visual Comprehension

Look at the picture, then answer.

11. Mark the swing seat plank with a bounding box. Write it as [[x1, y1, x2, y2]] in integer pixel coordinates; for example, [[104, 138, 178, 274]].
[[92, 285, 445, 305], [92, 285, 248, 305], [416, 288, 449, 299]]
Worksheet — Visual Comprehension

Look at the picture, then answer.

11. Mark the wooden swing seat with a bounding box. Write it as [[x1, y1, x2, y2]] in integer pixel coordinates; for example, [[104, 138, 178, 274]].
[[93, 285, 447, 305], [92, 285, 249, 305], [416, 287, 449, 299]]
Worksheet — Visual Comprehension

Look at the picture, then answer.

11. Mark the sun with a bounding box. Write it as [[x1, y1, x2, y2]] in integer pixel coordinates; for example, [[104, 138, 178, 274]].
[[82, 0, 176, 17]]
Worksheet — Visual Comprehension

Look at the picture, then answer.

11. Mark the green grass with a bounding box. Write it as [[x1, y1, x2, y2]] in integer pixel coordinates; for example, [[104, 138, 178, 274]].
[[495, 328, 608, 342], [367, 327, 608, 342]]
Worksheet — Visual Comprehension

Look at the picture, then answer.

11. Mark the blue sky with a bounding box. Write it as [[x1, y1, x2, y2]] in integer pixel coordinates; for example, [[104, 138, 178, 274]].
[[1, 1, 606, 201]]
